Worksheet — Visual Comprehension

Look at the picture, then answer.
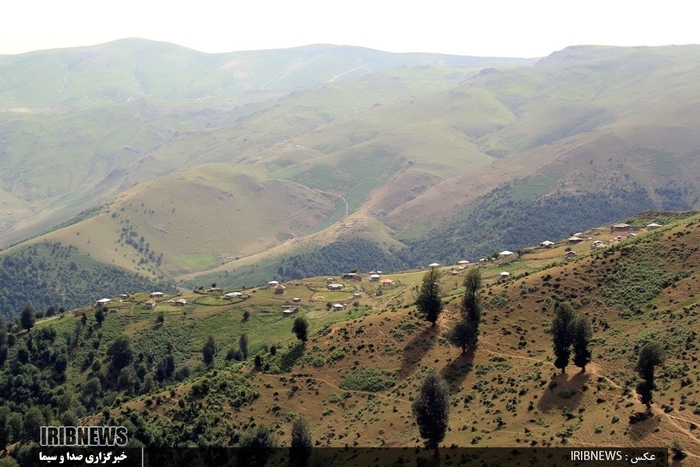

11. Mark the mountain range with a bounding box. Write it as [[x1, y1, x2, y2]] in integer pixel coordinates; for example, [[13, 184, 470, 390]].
[[2, 39, 700, 314]]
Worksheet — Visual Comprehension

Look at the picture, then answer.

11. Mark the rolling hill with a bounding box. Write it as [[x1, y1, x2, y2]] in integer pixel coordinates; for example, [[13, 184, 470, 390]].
[[1, 212, 700, 463], [3, 41, 700, 312]]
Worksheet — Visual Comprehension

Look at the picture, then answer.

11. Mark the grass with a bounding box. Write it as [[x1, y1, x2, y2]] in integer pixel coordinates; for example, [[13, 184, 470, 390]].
[[17, 213, 700, 451]]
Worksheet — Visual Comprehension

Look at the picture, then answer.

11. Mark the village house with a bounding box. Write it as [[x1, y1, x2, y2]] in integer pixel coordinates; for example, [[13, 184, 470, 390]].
[[327, 283, 345, 291], [274, 284, 286, 295], [500, 272, 511, 279], [342, 273, 362, 281], [150, 292, 164, 298], [292, 297, 301, 303], [283, 307, 298, 315], [95, 298, 111, 307], [173, 298, 187, 306], [564, 250, 577, 258], [612, 223, 631, 232], [224, 292, 243, 300], [207, 287, 222, 293], [332, 303, 345, 311], [567, 236, 584, 244], [646, 222, 662, 230], [267, 281, 279, 288], [369, 274, 380, 282], [380, 279, 395, 286], [144, 299, 156, 309], [540, 240, 555, 248]]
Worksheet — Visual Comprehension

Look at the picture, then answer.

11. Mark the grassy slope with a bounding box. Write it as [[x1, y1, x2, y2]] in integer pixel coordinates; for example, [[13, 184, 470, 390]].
[[24, 164, 338, 277], [5, 44, 700, 287], [13, 212, 699, 458]]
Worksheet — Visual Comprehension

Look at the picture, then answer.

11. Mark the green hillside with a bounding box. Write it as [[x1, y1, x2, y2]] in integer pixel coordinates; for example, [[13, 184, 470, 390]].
[[2, 213, 700, 462], [4, 43, 700, 310]]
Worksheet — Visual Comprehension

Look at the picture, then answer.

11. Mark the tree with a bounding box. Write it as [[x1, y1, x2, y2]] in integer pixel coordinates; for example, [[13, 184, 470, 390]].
[[290, 416, 313, 467], [118, 367, 136, 393], [108, 336, 133, 370], [23, 407, 45, 441], [412, 369, 450, 452], [416, 268, 443, 327], [462, 268, 482, 328], [156, 311, 165, 325], [636, 342, 665, 409], [239, 334, 249, 359], [571, 314, 593, 372], [95, 307, 105, 325], [0, 317, 8, 366], [20, 305, 35, 331], [239, 424, 278, 448], [551, 302, 575, 373], [242, 310, 250, 322], [203, 335, 217, 365], [292, 317, 308, 343], [237, 425, 278, 467], [447, 321, 477, 354]]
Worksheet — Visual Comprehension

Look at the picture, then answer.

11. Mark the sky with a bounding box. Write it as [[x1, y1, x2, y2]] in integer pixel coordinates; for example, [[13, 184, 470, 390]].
[[2, 0, 698, 57]]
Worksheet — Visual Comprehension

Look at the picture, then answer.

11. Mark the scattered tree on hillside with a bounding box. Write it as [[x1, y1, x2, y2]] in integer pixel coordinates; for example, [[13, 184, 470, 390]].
[[292, 317, 308, 343], [95, 307, 105, 325], [242, 310, 250, 322], [412, 369, 450, 453], [108, 336, 133, 370], [239, 334, 249, 359], [20, 305, 35, 331], [571, 314, 593, 372], [202, 335, 217, 366], [416, 268, 443, 327], [636, 342, 665, 409], [447, 321, 477, 354], [156, 311, 164, 325], [290, 416, 313, 467], [551, 302, 575, 373], [462, 268, 482, 328], [237, 424, 278, 467]]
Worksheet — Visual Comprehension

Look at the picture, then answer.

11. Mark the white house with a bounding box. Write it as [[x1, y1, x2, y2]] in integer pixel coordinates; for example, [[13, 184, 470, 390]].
[[540, 240, 555, 248], [96, 298, 111, 306], [369, 274, 381, 282], [647, 223, 662, 230], [428, 262, 440, 267], [267, 281, 279, 288], [500, 272, 511, 278], [332, 303, 345, 311], [499, 250, 514, 257], [327, 283, 344, 291]]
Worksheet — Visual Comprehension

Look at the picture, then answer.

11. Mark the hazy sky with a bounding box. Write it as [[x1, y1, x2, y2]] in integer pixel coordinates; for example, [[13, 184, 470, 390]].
[[2, 0, 698, 57]]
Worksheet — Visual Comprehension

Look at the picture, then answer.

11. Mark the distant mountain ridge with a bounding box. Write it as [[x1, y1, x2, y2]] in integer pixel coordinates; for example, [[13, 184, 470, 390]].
[[0, 38, 537, 108], [2, 41, 700, 299]]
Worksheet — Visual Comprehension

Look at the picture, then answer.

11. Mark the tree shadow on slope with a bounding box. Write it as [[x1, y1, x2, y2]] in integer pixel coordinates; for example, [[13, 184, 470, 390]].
[[536, 370, 590, 415], [627, 410, 661, 442], [440, 349, 475, 390], [400, 324, 440, 379], [280, 342, 306, 372]]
